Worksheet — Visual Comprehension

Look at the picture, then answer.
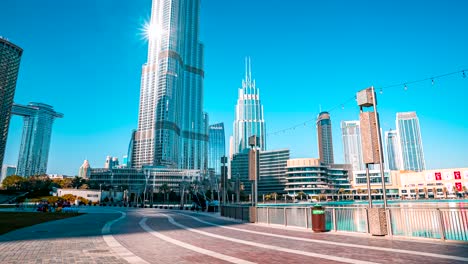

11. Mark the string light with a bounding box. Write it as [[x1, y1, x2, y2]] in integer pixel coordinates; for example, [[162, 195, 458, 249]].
[[267, 68, 467, 136]]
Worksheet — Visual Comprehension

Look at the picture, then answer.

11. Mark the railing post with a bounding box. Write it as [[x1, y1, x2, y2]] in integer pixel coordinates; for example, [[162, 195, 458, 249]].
[[267, 207, 269, 225], [332, 208, 337, 232], [365, 207, 370, 234], [305, 208, 308, 229], [284, 207, 287, 226], [437, 208, 446, 241], [386, 208, 393, 237]]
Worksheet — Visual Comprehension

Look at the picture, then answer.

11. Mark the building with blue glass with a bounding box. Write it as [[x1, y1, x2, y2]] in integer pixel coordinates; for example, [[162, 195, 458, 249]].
[[131, 0, 208, 173], [232, 58, 266, 155], [13, 103, 63, 177], [208, 123, 225, 177], [317, 112, 334, 165], [396, 112, 425, 172], [384, 129, 402, 170]]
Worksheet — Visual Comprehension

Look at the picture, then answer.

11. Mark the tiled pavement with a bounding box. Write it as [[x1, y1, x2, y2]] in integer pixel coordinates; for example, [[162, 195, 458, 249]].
[[0, 212, 128, 264], [0, 207, 467, 264]]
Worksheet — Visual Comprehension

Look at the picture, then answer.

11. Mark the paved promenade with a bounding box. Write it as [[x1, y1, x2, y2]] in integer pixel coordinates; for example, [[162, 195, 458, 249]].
[[0, 207, 467, 263]]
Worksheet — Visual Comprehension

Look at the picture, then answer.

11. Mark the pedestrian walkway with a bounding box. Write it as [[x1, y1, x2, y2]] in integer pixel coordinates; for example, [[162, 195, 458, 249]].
[[1, 207, 467, 264], [0, 212, 128, 264]]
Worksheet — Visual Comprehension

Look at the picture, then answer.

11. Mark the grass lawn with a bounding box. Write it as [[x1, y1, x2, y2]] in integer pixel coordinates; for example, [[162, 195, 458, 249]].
[[0, 212, 83, 235]]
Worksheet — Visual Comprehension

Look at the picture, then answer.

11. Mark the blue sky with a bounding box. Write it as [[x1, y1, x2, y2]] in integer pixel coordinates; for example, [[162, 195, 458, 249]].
[[1, 0, 467, 175]]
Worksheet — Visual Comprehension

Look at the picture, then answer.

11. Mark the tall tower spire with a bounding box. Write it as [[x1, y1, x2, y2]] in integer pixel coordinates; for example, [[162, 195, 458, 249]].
[[233, 58, 266, 155]]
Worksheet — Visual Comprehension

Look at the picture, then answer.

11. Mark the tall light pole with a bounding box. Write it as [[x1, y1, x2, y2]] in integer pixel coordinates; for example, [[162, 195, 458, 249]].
[[221, 156, 228, 206], [248, 135, 258, 207], [357, 86, 388, 236]]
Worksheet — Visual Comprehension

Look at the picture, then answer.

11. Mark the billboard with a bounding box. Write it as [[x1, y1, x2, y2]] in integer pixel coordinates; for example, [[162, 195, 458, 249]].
[[454, 171, 461, 180], [435, 172, 442, 181]]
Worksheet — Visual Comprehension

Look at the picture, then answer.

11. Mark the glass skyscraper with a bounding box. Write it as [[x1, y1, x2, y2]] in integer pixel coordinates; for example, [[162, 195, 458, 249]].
[[317, 111, 334, 165], [208, 123, 225, 177], [232, 57, 266, 155], [396, 112, 425, 172], [131, 0, 208, 172], [12, 103, 63, 177], [341, 120, 364, 171], [0, 38, 22, 174], [384, 129, 402, 170]]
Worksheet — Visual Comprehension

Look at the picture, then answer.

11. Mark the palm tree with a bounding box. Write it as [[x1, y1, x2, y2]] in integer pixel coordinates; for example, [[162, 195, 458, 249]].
[[415, 188, 419, 200], [423, 187, 428, 199], [338, 188, 345, 201], [442, 187, 447, 199], [296, 191, 306, 201], [159, 183, 170, 202], [452, 186, 459, 199], [432, 187, 437, 199], [463, 186, 468, 198]]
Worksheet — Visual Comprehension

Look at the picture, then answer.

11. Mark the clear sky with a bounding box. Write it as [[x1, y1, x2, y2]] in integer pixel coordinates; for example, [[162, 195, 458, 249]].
[[1, 0, 467, 175]]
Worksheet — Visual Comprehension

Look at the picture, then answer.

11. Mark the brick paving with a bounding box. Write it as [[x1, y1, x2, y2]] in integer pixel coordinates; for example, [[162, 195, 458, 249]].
[[0, 207, 467, 264], [0, 212, 128, 264]]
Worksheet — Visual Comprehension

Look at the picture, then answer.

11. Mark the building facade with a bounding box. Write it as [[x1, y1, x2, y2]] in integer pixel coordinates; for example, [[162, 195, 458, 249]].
[[231, 149, 290, 197], [285, 158, 352, 197], [208, 123, 225, 177], [258, 149, 290, 195], [396, 112, 425, 172], [13, 103, 63, 177], [399, 168, 468, 199], [0, 38, 23, 173], [316, 112, 334, 165], [78, 160, 91, 179], [341, 120, 364, 171], [104, 156, 119, 169], [131, 0, 208, 173], [384, 129, 402, 170], [232, 58, 266, 155], [1, 164, 16, 184]]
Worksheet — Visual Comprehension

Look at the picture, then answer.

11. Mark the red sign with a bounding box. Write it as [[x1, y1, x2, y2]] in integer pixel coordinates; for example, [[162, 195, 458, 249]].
[[435, 172, 442, 181], [454, 171, 461, 179], [455, 182, 462, 191]]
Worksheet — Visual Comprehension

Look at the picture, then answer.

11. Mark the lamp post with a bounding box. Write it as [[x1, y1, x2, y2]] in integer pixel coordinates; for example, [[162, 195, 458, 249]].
[[221, 156, 228, 206], [99, 184, 102, 204]]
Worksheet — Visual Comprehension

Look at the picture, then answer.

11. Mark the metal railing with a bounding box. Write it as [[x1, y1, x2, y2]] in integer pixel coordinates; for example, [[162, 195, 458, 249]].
[[256, 206, 468, 242]]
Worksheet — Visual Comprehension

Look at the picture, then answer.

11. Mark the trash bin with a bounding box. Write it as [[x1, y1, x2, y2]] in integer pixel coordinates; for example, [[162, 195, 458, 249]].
[[312, 205, 326, 232]]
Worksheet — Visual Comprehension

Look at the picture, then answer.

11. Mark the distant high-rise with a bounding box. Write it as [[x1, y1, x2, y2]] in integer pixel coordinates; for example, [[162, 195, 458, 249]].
[[396, 112, 425, 171], [131, 0, 207, 172], [385, 129, 402, 170], [232, 58, 266, 155], [104, 156, 119, 169], [208, 123, 225, 177], [13, 103, 63, 177], [0, 38, 23, 174], [317, 112, 334, 165], [1, 164, 16, 184], [78, 160, 91, 179], [341, 121, 364, 171]]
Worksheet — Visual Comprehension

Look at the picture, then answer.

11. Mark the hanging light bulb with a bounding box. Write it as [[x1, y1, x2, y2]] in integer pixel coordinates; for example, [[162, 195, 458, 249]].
[[431, 79, 434, 86], [303, 123, 306, 126], [379, 88, 383, 94], [404, 84, 408, 91], [341, 104, 344, 110], [463, 71, 466, 78]]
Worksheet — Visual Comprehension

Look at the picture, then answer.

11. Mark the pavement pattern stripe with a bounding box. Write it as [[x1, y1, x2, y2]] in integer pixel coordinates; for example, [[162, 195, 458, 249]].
[[139, 217, 255, 264], [157, 213, 379, 264], [102, 211, 149, 264], [179, 212, 468, 262]]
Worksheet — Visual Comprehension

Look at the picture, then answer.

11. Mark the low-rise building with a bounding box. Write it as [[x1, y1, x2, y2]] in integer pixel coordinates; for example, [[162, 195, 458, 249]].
[[399, 168, 468, 199], [285, 158, 353, 197], [351, 170, 401, 199], [55, 188, 123, 203]]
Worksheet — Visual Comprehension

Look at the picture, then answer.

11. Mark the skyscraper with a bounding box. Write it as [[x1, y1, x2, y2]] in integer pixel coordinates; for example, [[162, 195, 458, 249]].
[[317, 111, 334, 165], [208, 123, 225, 177], [396, 112, 425, 172], [104, 156, 119, 169], [384, 129, 402, 170], [13, 103, 63, 177], [341, 120, 364, 171], [131, 0, 207, 172], [232, 58, 266, 155], [0, 37, 23, 174]]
